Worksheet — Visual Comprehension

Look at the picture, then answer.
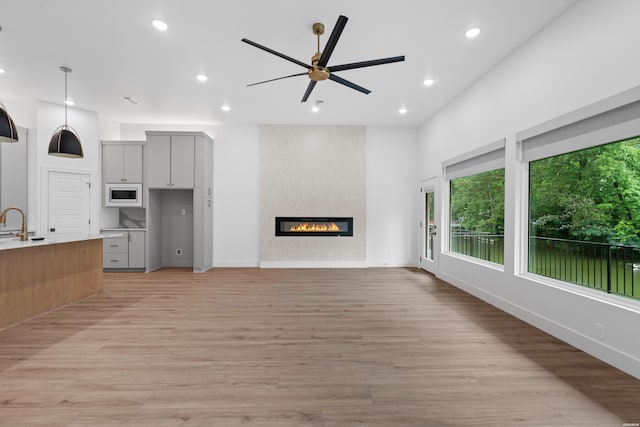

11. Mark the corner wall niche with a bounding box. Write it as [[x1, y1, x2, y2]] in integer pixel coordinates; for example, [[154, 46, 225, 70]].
[[275, 217, 353, 237]]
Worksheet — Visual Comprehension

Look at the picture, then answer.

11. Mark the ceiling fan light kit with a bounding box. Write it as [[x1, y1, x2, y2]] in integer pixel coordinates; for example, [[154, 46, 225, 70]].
[[242, 15, 405, 102]]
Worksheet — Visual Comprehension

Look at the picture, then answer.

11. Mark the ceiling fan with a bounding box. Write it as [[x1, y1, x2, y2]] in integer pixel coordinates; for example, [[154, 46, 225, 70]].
[[241, 15, 405, 102]]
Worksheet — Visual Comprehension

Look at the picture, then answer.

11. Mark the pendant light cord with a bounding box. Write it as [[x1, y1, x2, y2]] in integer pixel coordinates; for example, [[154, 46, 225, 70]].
[[64, 70, 68, 126], [60, 66, 72, 126]]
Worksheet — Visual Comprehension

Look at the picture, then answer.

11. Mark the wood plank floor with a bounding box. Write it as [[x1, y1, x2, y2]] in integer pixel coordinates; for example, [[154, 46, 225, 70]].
[[0, 267, 639, 426]]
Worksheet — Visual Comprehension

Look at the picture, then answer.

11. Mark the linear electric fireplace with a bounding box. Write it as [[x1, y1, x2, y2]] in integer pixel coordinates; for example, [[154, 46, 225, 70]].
[[275, 217, 353, 237]]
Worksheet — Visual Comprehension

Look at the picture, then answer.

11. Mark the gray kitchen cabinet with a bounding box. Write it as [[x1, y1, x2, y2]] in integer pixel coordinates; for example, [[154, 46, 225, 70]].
[[145, 133, 194, 188], [103, 235, 129, 269], [128, 230, 146, 268], [145, 131, 213, 273], [102, 142, 143, 183], [102, 230, 146, 270]]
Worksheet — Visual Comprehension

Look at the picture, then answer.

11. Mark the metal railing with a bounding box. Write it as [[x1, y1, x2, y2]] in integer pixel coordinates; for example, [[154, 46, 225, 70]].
[[450, 232, 504, 265], [529, 236, 640, 300]]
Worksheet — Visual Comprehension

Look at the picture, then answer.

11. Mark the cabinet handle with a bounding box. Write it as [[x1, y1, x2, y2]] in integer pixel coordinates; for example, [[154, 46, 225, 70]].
[[110, 259, 118, 263], [110, 244, 119, 247], [167, 183, 171, 187]]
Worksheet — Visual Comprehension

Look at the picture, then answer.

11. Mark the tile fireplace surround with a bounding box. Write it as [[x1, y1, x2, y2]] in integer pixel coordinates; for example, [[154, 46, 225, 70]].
[[260, 125, 366, 267]]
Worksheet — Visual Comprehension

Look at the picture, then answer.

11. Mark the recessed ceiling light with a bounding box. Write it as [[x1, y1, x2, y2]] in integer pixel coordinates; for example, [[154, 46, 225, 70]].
[[398, 107, 408, 115], [221, 104, 231, 112], [311, 100, 323, 113], [152, 20, 168, 31], [465, 27, 481, 39], [0, 68, 5, 74], [196, 74, 208, 82], [423, 78, 435, 87], [64, 99, 75, 106]]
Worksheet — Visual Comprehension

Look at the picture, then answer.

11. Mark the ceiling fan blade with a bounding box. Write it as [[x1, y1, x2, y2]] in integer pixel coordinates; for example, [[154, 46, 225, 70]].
[[247, 72, 308, 87], [328, 55, 405, 73], [301, 81, 317, 102], [317, 15, 348, 68], [328, 74, 371, 95], [241, 38, 310, 69]]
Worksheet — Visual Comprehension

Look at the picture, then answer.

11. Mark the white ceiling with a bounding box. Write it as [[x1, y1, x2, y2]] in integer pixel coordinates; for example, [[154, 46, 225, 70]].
[[0, 0, 576, 128]]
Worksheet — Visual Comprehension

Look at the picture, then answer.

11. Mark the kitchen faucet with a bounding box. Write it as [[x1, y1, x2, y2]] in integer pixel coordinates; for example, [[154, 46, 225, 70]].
[[0, 207, 28, 241]]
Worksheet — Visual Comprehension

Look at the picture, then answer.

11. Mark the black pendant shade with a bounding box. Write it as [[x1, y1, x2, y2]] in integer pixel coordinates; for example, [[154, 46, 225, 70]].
[[48, 125, 84, 158], [0, 104, 19, 143], [49, 66, 83, 158]]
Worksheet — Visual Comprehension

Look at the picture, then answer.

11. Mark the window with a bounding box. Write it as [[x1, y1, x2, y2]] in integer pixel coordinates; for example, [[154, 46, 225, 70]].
[[443, 139, 505, 265], [450, 169, 505, 264], [518, 90, 640, 301], [528, 136, 640, 300]]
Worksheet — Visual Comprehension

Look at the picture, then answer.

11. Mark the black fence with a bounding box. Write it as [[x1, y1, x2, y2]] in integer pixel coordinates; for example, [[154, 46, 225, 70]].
[[529, 236, 640, 300], [450, 232, 504, 265]]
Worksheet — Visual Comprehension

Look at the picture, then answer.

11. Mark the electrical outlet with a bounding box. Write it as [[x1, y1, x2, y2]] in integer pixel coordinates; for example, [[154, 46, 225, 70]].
[[176, 248, 182, 256], [596, 323, 606, 340]]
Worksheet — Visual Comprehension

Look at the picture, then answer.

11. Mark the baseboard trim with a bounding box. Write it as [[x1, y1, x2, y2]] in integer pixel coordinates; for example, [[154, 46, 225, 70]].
[[213, 261, 261, 268], [259, 261, 368, 269]]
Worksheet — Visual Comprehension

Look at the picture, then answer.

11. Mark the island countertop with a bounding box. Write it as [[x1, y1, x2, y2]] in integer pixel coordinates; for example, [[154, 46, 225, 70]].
[[0, 232, 122, 252]]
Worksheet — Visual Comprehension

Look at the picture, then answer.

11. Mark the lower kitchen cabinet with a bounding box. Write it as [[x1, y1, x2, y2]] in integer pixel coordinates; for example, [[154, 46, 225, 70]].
[[102, 230, 145, 270], [128, 230, 145, 268]]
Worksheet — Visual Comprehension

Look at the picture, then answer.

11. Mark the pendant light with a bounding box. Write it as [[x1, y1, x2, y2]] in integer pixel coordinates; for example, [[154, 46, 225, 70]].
[[48, 66, 83, 158], [0, 102, 18, 143]]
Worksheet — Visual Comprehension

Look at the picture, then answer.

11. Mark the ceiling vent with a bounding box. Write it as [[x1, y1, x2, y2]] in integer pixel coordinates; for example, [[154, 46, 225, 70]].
[[120, 96, 140, 105]]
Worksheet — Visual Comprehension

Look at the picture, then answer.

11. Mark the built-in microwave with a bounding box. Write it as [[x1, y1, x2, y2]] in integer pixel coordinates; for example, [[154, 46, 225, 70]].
[[105, 183, 142, 207]]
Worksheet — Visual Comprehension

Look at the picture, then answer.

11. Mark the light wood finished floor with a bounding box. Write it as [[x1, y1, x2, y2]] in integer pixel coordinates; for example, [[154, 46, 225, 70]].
[[0, 268, 639, 426]]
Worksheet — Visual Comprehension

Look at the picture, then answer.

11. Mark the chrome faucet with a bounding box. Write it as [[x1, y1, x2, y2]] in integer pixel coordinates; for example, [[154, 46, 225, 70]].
[[0, 207, 28, 241]]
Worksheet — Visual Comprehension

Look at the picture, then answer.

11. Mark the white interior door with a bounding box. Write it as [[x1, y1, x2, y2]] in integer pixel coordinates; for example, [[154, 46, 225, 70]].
[[48, 171, 91, 233], [420, 180, 438, 274]]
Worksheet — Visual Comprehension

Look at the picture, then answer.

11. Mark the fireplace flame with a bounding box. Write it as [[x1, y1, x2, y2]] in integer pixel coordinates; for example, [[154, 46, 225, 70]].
[[289, 222, 340, 232]]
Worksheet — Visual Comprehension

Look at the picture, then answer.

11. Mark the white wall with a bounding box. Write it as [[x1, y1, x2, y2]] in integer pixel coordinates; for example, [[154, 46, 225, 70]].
[[418, 0, 640, 378], [121, 123, 419, 268], [367, 127, 419, 266], [36, 101, 101, 235]]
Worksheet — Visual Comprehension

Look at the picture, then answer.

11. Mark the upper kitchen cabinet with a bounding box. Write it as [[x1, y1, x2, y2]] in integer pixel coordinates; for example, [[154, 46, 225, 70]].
[[145, 133, 195, 188], [102, 142, 144, 183]]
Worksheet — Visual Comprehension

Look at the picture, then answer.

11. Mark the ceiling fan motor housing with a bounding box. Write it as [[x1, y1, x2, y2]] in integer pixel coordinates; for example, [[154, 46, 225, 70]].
[[309, 52, 330, 81]]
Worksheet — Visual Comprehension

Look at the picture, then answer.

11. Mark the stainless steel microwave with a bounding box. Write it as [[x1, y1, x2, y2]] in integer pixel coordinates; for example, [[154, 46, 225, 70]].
[[105, 183, 142, 207]]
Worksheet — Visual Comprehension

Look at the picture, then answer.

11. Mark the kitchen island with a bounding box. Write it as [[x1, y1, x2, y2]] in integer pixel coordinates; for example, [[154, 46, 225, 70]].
[[0, 234, 111, 329]]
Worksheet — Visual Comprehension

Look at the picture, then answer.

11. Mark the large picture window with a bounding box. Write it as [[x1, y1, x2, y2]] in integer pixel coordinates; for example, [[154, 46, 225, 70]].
[[450, 169, 505, 264], [528, 136, 640, 300], [444, 140, 506, 265]]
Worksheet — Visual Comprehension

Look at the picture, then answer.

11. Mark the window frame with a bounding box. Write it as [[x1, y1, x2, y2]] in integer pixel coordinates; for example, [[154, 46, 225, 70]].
[[442, 139, 506, 269], [516, 86, 640, 305]]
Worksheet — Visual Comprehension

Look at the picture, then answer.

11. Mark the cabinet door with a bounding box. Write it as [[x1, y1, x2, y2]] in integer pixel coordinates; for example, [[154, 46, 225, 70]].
[[146, 135, 171, 188], [122, 145, 143, 183], [128, 231, 145, 268], [170, 135, 195, 188], [102, 145, 124, 183]]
